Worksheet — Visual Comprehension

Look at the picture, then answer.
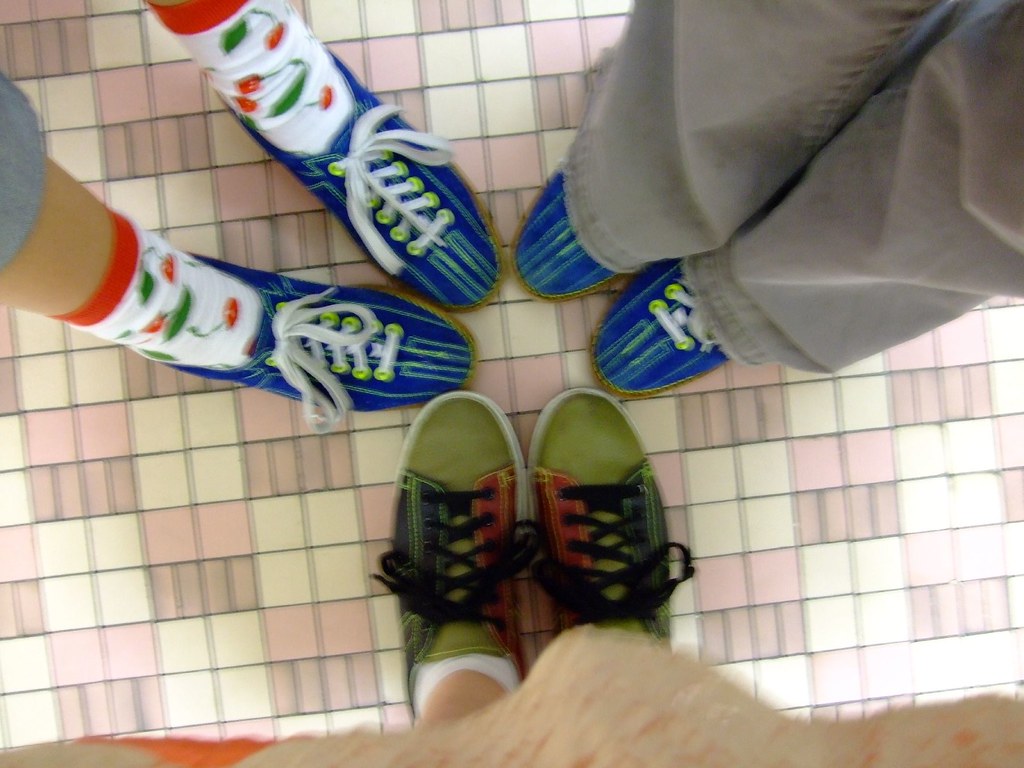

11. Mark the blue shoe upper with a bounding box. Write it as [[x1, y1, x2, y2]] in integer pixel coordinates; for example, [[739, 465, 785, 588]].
[[593, 259, 728, 395], [514, 170, 616, 299], [170, 257, 474, 426], [239, 56, 500, 310]]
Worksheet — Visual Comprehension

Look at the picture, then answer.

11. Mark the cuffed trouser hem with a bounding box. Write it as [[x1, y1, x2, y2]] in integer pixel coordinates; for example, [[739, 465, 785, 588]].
[[0, 73, 45, 272]]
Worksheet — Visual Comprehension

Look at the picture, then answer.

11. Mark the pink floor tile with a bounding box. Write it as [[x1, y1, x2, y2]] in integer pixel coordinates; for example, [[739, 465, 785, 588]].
[[0, 311, 14, 358], [649, 452, 685, 507], [955, 526, 1007, 581], [49, 629, 105, 687], [996, 414, 1024, 469], [267, 164, 320, 215], [215, 165, 273, 221], [25, 409, 78, 466], [238, 388, 298, 442], [842, 430, 896, 486], [0, 526, 38, 582], [511, 354, 565, 412], [103, 624, 158, 679], [451, 139, 488, 195], [469, 359, 514, 413], [696, 555, 749, 612], [264, 605, 318, 661], [500, 0, 525, 23], [366, 36, 422, 92], [96, 67, 152, 124], [418, 0, 444, 32], [487, 135, 543, 190], [812, 649, 863, 704], [328, 42, 366, 82], [348, 653, 380, 706], [151, 61, 205, 118], [885, 332, 937, 371], [749, 549, 801, 605], [530, 21, 586, 76], [725, 608, 755, 661], [319, 601, 373, 656], [960, 579, 1010, 634], [195, 502, 251, 560], [0, 0, 31, 23], [34, 0, 84, 19], [904, 530, 955, 586], [144, 508, 199, 564], [752, 605, 780, 657], [936, 311, 989, 367], [791, 437, 844, 491], [76, 404, 131, 460], [359, 485, 394, 541], [861, 643, 914, 699], [582, 16, 628, 64]]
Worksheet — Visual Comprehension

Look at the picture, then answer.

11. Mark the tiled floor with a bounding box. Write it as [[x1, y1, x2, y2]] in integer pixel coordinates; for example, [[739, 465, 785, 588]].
[[1, 0, 1023, 751]]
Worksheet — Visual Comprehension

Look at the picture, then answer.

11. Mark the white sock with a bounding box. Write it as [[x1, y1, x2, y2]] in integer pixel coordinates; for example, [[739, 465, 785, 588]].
[[77, 218, 262, 369], [411, 654, 521, 718], [176, 0, 354, 154]]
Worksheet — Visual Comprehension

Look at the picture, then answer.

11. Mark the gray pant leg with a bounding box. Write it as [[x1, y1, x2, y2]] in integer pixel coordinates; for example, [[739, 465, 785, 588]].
[[0, 72, 46, 271], [690, 0, 1024, 371], [566, 0, 942, 272]]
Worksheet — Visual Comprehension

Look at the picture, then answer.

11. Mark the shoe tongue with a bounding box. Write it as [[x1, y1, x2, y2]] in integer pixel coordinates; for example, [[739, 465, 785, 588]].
[[594, 618, 647, 635], [424, 621, 502, 662], [443, 512, 477, 604], [588, 507, 632, 602]]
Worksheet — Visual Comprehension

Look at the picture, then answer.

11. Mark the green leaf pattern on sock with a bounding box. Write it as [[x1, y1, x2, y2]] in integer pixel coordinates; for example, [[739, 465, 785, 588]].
[[221, 19, 249, 54], [140, 269, 155, 304], [206, 4, 337, 131], [269, 65, 307, 117], [164, 288, 193, 341], [139, 349, 178, 362]]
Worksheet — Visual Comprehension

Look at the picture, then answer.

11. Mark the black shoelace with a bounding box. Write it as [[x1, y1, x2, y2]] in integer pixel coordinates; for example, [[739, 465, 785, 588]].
[[375, 487, 539, 627], [533, 483, 694, 625]]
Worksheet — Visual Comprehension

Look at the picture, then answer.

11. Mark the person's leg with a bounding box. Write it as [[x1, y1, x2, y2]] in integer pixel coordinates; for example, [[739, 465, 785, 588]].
[[144, 0, 500, 310], [375, 392, 538, 725], [685, 0, 1024, 372], [0, 72, 474, 433], [591, 1, 1024, 392], [515, 0, 945, 300]]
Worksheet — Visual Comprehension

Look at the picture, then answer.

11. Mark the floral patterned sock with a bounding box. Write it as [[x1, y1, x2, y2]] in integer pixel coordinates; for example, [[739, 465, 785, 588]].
[[148, 0, 353, 155], [53, 212, 262, 369]]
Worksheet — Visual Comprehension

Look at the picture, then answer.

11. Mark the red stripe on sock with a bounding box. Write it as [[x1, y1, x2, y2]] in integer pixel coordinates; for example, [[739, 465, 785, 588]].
[[54, 212, 139, 327], [147, 0, 251, 35]]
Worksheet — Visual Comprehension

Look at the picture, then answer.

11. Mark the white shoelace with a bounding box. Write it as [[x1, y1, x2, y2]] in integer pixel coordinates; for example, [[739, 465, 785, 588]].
[[650, 283, 716, 352], [328, 104, 454, 275], [271, 290, 402, 433]]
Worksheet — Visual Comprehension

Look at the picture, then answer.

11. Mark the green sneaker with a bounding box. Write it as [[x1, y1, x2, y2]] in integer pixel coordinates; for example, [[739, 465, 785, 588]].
[[529, 388, 694, 641], [375, 392, 538, 696]]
